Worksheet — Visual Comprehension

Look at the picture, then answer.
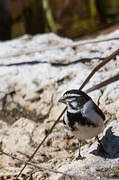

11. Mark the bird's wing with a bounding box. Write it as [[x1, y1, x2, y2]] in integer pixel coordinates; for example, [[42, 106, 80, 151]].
[[93, 102, 105, 121]]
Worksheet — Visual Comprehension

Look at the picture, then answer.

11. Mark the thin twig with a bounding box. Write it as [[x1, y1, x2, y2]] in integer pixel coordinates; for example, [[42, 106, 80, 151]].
[[64, 37, 119, 49], [0, 37, 119, 59], [86, 73, 119, 93], [16, 48, 119, 179], [0, 151, 76, 178], [80, 48, 119, 90], [16, 107, 66, 179]]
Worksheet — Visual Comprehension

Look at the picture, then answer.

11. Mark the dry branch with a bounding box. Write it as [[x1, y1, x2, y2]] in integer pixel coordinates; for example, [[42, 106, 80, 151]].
[[0, 37, 119, 59], [62, 37, 119, 49], [80, 48, 119, 89], [16, 107, 66, 179], [0, 151, 77, 178], [86, 73, 119, 93]]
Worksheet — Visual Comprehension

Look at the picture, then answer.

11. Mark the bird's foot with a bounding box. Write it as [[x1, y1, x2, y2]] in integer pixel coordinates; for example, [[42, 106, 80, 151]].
[[76, 154, 86, 160]]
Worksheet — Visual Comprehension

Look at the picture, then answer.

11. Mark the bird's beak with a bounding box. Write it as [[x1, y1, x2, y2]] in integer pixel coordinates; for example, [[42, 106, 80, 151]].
[[58, 96, 66, 103]]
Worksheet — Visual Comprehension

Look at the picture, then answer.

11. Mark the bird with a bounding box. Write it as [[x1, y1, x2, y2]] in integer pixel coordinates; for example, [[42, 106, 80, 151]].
[[58, 89, 106, 159]]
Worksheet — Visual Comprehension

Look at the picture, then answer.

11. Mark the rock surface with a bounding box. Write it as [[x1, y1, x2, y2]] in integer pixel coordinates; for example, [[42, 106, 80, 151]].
[[51, 121, 119, 180], [0, 30, 119, 179]]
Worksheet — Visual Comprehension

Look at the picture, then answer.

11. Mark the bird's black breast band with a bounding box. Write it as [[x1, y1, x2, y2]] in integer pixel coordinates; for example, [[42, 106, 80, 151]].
[[66, 111, 97, 129]]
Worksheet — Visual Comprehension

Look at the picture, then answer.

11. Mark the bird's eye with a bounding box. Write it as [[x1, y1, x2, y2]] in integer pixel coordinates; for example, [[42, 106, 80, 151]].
[[77, 96, 86, 105]]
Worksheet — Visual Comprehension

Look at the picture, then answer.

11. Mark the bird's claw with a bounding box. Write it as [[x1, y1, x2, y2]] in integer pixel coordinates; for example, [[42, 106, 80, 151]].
[[76, 155, 86, 160]]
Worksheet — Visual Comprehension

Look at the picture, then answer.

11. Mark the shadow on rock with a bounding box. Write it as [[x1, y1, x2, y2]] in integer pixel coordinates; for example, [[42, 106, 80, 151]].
[[91, 127, 119, 159]]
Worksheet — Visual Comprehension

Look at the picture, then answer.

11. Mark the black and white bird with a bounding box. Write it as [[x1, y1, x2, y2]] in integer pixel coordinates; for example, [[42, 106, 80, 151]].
[[58, 89, 106, 159]]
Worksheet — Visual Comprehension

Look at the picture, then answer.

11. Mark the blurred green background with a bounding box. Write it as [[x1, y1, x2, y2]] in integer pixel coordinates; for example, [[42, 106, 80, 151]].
[[1, 0, 119, 41]]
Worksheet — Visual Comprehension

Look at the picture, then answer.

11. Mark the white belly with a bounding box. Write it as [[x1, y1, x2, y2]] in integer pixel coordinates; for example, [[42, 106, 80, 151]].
[[72, 122, 104, 140]]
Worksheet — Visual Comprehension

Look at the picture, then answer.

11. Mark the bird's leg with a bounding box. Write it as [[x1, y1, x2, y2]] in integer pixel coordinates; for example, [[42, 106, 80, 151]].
[[78, 139, 81, 158], [76, 139, 85, 160], [96, 136, 108, 156]]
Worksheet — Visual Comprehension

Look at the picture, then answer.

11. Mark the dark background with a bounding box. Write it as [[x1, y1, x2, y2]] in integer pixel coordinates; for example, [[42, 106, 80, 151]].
[[1, 0, 119, 41]]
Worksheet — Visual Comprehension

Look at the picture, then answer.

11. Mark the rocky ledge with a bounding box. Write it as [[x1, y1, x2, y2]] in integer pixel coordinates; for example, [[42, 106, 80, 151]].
[[0, 30, 119, 179]]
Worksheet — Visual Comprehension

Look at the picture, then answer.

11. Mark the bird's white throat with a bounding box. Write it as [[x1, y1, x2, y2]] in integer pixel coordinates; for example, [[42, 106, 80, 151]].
[[67, 101, 81, 113]]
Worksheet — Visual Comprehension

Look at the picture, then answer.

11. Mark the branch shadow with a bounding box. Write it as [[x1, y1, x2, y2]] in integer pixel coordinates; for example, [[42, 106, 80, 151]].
[[91, 127, 119, 159]]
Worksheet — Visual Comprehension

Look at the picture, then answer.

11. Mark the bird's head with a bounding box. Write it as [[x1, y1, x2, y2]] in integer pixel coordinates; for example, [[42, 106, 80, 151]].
[[58, 89, 91, 110]]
